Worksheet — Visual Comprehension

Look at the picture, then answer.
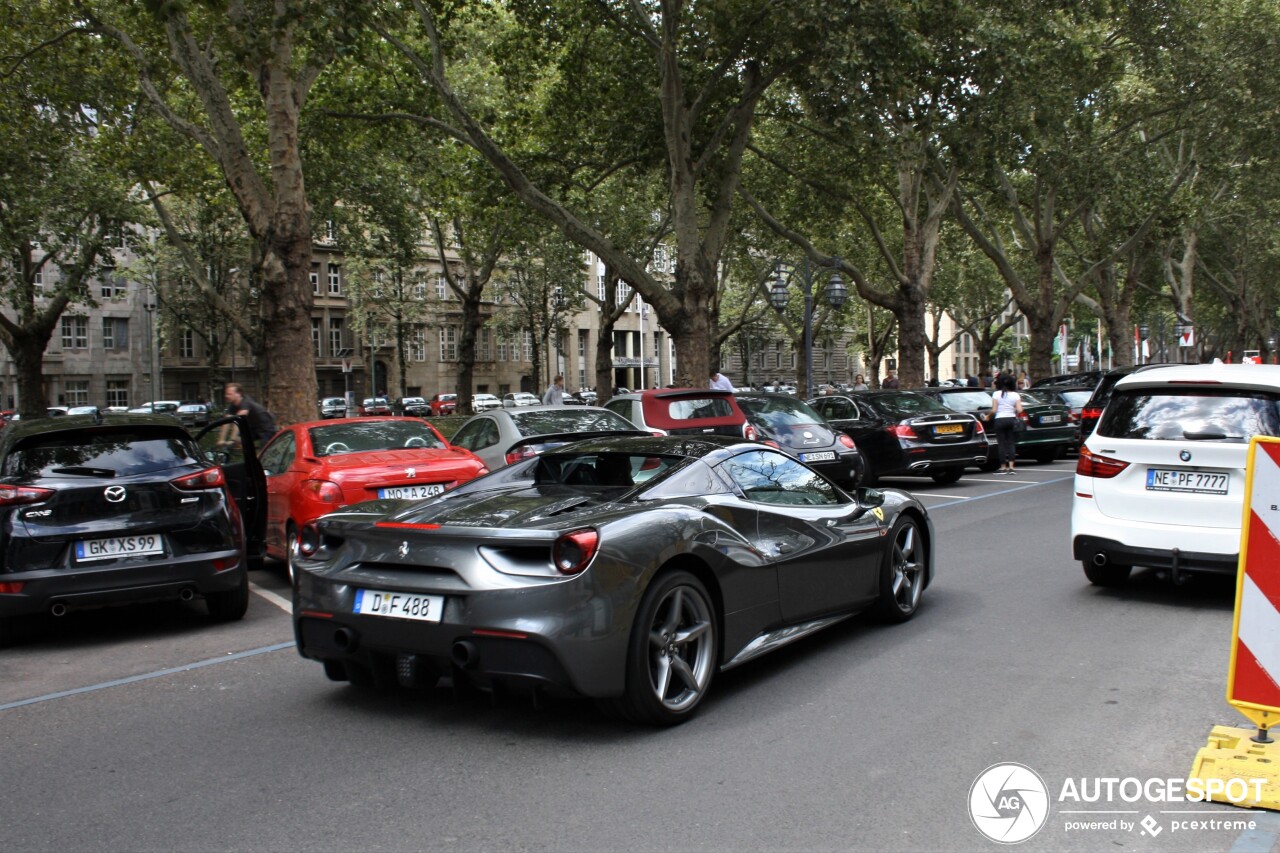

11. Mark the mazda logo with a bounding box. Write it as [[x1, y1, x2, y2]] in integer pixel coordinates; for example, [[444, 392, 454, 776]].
[[1180, 450, 1192, 462], [104, 486, 126, 503]]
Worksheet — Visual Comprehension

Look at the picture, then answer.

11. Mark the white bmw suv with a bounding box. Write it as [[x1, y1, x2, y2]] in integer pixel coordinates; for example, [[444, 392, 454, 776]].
[[1072, 363, 1280, 586]]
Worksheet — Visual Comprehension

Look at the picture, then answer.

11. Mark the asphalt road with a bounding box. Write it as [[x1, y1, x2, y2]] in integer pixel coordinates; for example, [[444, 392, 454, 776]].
[[2, 459, 1277, 852]]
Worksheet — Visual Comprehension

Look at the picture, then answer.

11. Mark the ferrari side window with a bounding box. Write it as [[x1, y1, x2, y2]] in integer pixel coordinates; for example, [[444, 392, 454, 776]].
[[721, 450, 840, 506]]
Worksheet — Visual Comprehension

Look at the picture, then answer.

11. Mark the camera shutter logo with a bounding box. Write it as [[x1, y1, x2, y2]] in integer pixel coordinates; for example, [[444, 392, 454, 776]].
[[968, 763, 1050, 844], [104, 486, 127, 503]]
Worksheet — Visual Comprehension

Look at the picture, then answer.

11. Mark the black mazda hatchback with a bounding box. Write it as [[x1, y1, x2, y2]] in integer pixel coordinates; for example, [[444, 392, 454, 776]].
[[0, 412, 266, 645]]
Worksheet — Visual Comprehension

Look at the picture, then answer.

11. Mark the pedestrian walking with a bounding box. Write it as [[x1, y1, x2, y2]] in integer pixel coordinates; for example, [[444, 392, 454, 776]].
[[1018, 371, 1031, 390], [882, 370, 900, 389], [852, 373, 869, 391], [543, 375, 566, 405], [988, 373, 1024, 475]]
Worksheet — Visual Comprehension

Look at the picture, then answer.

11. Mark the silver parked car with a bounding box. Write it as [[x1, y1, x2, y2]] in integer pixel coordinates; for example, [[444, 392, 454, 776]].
[[449, 405, 644, 469]]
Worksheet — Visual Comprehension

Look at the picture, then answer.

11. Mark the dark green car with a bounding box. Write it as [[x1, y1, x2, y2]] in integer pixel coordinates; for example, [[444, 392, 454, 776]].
[[914, 387, 1077, 467]]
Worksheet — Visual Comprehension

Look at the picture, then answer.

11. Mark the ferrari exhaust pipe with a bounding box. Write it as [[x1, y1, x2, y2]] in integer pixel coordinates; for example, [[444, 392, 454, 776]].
[[1092, 553, 1108, 567], [452, 640, 479, 669], [50, 602, 68, 617], [333, 628, 356, 652]]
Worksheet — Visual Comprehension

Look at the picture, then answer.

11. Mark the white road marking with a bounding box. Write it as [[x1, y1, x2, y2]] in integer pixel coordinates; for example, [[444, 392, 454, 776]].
[[911, 493, 971, 499], [250, 582, 293, 614]]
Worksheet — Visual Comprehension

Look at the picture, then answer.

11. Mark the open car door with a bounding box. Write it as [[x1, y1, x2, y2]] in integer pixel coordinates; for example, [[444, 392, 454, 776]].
[[195, 416, 268, 568]]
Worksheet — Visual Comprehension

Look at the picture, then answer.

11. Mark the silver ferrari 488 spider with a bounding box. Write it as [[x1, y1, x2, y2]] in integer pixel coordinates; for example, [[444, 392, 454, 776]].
[[292, 435, 934, 725]]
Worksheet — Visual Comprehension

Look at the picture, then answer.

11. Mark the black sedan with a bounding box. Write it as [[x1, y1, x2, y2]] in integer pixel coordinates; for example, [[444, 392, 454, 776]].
[[0, 413, 267, 645], [735, 393, 863, 488], [809, 391, 988, 485], [913, 386, 1077, 466], [292, 435, 933, 725]]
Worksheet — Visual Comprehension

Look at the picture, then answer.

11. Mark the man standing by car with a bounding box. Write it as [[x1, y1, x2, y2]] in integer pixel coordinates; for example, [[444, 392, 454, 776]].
[[220, 383, 278, 447], [709, 368, 734, 391], [543, 375, 566, 405]]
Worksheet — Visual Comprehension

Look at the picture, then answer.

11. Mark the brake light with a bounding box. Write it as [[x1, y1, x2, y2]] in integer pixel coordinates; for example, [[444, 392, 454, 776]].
[[298, 522, 322, 557], [302, 479, 343, 503], [553, 528, 599, 575], [1068, 411, 1080, 423], [973, 420, 985, 436], [171, 467, 225, 490], [762, 439, 780, 448], [838, 434, 856, 449], [0, 484, 54, 506], [890, 424, 918, 439], [1018, 411, 1030, 424], [744, 423, 758, 441], [1081, 407, 1102, 422], [0, 582, 25, 594], [506, 446, 538, 465], [1076, 446, 1129, 479]]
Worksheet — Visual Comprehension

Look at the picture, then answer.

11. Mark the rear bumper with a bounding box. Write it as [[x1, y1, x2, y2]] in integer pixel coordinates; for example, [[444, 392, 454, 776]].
[[1071, 495, 1241, 576], [0, 551, 246, 617], [1072, 534, 1238, 577]]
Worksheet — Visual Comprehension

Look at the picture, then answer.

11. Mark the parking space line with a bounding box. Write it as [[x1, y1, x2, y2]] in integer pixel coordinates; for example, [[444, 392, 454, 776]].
[[0, 641, 296, 712], [250, 582, 293, 614], [911, 493, 971, 499]]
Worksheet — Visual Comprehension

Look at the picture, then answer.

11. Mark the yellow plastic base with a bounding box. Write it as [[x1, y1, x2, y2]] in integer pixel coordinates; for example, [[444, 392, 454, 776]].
[[1189, 725, 1280, 810]]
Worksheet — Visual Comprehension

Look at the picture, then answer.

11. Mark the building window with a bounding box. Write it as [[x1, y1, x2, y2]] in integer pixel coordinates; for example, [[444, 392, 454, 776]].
[[410, 325, 427, 362], [106, 380, 128, 408], [329, 318, 344, 355], [523, 331, 533, 362], [496, 336, 508, 362], [478, 328, 492, 362], [311, 267, 321, 296], [414, 277, 427, 300], [100, 276, 127, 299], [64, 380, 89, 406], [312, 318, 322, 357], [34, 269, 43, 288], [439, 327, 457, 362], [436, 274, 449, 301], [102, 317, 116, 349], [597, 274, 606, 302], [324, 220, 337, 242], [61, 316, 88, 349], [179, 328, 195, 358], [328, 264, 341, 295]]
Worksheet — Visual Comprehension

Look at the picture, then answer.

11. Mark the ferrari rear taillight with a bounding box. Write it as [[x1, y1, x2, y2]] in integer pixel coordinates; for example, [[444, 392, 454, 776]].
[[890, 424, 918, 439], [302, 479, 342, 503], [298, 522, 322, 557], [0, 582, 26, 594], [553, 528, 599, 575], [1076, 446, 1130, 479], [171, 467, 226, 490], [838, 434, 856, 449], [0, 484, 54, 506]]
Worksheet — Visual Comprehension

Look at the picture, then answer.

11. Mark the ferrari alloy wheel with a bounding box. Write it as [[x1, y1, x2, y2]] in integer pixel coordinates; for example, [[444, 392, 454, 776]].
[[876, 517, 925, 622], [618, 570, 717, 726]]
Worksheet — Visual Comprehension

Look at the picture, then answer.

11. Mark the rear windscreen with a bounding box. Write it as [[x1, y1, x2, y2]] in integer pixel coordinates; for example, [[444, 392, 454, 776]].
[[308, 420, 446, 456], [666, 397, 735, 421], [1099, 388, 1280, 441], [510, 409, 636, 437], [3, 430, 199, 479], [868, 393, 950, 418]]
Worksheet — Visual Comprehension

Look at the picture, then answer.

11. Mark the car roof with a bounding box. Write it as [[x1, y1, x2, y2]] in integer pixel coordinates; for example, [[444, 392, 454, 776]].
[[1114, 363, 1280, 392], [0, 413, 191, 449]]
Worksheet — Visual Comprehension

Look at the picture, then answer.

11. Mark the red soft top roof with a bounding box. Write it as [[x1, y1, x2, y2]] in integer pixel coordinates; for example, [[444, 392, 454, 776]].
[[638, 388, 746, 431]]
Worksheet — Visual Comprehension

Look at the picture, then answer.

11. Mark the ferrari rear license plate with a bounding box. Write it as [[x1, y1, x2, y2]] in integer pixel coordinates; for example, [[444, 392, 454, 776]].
[[1040, 414, 1062, 424], [378, 484, 445, 500], [801, 451, 836, 462], [353, 588, 445, 623], [934, 424, 964, 435], [75, 534, 164, 562], [1146, 468, 1228, 495]]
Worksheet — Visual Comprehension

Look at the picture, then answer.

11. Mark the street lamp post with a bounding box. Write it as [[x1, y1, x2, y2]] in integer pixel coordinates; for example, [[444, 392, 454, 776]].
[[1138, 323, 1150, 365], [771, 257, 848, 397]]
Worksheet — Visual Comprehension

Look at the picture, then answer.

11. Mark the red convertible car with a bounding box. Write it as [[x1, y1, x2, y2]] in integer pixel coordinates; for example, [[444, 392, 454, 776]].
[[258, 417, 488, 579]]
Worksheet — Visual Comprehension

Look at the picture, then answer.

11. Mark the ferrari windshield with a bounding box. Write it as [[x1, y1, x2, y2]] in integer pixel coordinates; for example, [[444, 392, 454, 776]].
[[308, 421, 446, 456]]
